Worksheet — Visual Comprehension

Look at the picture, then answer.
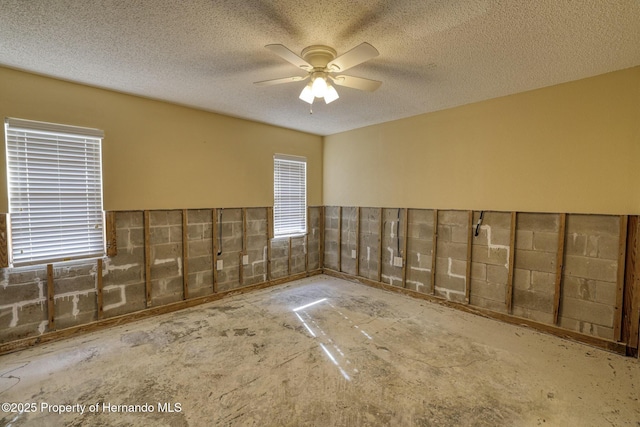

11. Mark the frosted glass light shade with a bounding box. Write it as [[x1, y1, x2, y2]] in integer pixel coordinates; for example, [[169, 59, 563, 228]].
[[299, 84, 314, 104], [324, 85, 339, 104]]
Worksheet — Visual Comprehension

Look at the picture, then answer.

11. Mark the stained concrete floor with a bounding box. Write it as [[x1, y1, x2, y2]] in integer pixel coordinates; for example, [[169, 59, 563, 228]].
[[0, 275, 638, 426]]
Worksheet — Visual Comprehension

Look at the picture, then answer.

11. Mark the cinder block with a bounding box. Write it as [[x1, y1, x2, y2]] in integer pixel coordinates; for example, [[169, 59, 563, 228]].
[[565, 233, 587, 256], [54, 275, 95, 296], [561, 276, 595, 301], [451, 225, 469, 244], [513, 289, 553, 314], [472, 245, 508, 267], [437, 241, 468, 260], [511, 306, 554, 324], [514, 249, 556, 273], [511, 268, 530, 291], [438, 210, 468, 226], [189, 255, 212, 274], [517, 213, 559, 232], [563, 255, 617, 282], [187, 209, 212, 224], [220, 208, 242, 222], [149, 226, 170, 245], [0, 282, 43, 305], [470, 279, 506, 301], [471, 294, 507, 313], [558, 317, 614, 340], [116, 211, 143, 229], [560, 296, 614, 327], [565, 214, 619, 236], [150, 259, 180, 279], [103, 264, 143, 285], [515, 230, 533, 250], [220, 236, 242, 252], [169, 225, 183, 243], [152, 242, 181, 260], [533, 232, 559, 252], [597, 235, 619, 261], [471, 262, 487, 281], [102, 282, 146, 317], [595, 280, 617, 306], [189, 240, 212, 258], [530, 271, 555, 294], [486, 264, 508, 285], [7, 267, 47, 286]]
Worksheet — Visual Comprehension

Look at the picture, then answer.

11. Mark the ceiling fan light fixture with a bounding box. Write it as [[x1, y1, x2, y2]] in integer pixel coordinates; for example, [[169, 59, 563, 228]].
[[311, 73, 328, 98], [324, 84, 339, 104], [299, 83, 314, 104]]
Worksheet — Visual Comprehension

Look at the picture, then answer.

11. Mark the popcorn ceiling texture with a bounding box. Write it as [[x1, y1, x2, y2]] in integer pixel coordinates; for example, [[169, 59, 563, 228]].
[[0, 0, 639, 135]]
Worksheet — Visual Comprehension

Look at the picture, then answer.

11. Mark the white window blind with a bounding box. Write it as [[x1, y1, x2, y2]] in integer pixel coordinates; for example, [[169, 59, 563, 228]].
[[273, 154, 306, 237], [5, 118, 105, 266]]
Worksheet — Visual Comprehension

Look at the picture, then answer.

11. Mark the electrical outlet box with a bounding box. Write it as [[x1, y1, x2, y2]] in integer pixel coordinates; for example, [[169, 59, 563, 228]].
[[393, 256, 403, 267], [351, 249, 357, 259], [242, 254, 249, 265], [216, 260, 224, 270]]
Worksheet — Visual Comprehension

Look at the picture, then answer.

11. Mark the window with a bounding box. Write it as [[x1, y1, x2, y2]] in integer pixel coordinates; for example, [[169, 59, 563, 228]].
[[4, 118, 105, 266], [273, 154, 306, 237]]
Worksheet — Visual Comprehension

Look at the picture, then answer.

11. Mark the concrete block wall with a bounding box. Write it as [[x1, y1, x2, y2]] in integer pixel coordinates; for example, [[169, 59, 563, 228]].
[[102, 211, 146, 317], [324, 206, 629, 347], [307, 207, 321, 271], [340, 207, 358, 276], [186, 209, 214, 298], [470, 211, 511, 313], [358, 208, 381, 281], [323, 206, 340, 271], [53, 262, 98, 329], [380, 208, 405, 287], [149, 210, 184, 305], [512, 213, 559, 324], [217, 208, 242, 292], [243, 208, 268, 286], [270, 238, 289, 279], [435, 210, 469, 303], [559, 214, 621, 340], [1, 206, 321, 348], [0, 267, 48, 342], [406, 209, 435, 293]]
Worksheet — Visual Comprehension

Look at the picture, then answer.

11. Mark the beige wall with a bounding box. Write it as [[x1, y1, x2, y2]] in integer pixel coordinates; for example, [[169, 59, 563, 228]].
[[0, 67, 323, 211], [324, 67, 640, 215]]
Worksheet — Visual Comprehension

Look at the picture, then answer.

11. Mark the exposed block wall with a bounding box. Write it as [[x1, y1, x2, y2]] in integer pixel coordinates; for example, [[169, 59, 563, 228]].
[[512, 213, 559, 324], [340, 207, 358, 276], [323, 207, 340, 271], [186, 209, 214, 298], [307, 207, 321, 271], [470, 211, 511, 313], [217, 209, 242, 292], [243, 208, 268, 286], [380, 208, 405, 287], [53, 262, 97, 329], [270, 238, 289, 279], [149, 210, 184, 305], [358, 208, 381, 281], [406, 209, 435, 293], [0, 267, 48, 342], [559, 214, 620, 340], [435, 210, 469, 302], [102, 211, 146, 317]]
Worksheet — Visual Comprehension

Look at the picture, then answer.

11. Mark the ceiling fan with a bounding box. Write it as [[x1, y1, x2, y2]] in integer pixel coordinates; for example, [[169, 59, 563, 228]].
[[255, 42, 382, 105]]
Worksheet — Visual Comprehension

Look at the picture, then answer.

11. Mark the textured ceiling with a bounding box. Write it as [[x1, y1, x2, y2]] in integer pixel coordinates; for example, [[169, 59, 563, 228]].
[[1, 1, 639, 136]]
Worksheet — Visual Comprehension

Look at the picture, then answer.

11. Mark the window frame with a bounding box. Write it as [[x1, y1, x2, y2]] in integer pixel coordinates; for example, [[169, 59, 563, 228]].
[[273, 154, 307, 238], [4, 117, 106, 267]]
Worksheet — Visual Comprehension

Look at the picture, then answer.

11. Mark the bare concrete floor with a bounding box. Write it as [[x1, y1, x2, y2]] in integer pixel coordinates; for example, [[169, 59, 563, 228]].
[[0, 275, 638, 426]]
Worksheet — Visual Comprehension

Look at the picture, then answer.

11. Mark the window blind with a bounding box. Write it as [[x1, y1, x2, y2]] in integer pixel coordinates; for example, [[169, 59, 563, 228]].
[[5, 118, 105, 266], [273, 154, 307, 237]]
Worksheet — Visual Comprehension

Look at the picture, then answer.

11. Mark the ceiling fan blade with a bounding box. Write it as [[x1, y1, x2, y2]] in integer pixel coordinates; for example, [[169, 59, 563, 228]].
[[254, 75, 309, 86], [327, 42, 379, 72], [265, 44, 313, 71], [330, 75, 382, 92]]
